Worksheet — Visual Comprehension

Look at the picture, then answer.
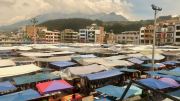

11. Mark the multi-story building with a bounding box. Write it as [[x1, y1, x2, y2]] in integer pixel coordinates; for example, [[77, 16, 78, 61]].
[[156, 23, 175, 45], [174, 23, 180, 45], [140, 25, 154, 45], [25, 25, 47, 40], [61, 29, 79, 43], [104, 32, 116, 44], [42, 29, 60, 43], [116, 31, 139, 44], [79, 24, 105, 44]]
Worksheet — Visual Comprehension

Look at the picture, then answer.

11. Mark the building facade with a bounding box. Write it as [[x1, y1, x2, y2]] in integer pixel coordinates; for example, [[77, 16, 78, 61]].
[[116, 31, 139, 44], [42, 29, 60, 43], [140, 25, 154, 45], [174, 23, 180, 45], [104, 32, 116, 44], [79, 24, 105, 44], [156, 23, 175, 45], [61, 29, 79, 43]]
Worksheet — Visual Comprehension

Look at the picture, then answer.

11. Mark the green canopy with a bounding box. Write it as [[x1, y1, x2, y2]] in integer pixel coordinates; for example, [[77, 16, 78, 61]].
[[13, 72, 60, 85]]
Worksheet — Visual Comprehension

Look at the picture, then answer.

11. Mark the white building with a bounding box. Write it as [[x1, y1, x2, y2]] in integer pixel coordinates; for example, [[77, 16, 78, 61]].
[[79, 24, 104, 43], [174, 23, 180, 45], [42, 29, 60, 43]]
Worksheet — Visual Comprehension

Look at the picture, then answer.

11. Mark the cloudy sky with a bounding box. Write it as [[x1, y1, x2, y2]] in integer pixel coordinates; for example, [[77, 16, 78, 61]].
[[0, 0, 180, 25]]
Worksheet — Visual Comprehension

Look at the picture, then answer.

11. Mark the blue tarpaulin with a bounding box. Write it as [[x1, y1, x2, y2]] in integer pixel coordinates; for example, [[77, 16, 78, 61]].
[[0, 89, 40, 101], [96, 85, 137, 99], [127, 58, 144, 64], [0, 81, 16, 92], [167, 90, 180, 100], [85, 70, 123, 80], [50, 61, 76, 69], [146, 71, 180, 82], [170, 68, 180, 72], [162, 61, 179, 65], [138, 78, 173, 89], [158, 70, 180, 77]]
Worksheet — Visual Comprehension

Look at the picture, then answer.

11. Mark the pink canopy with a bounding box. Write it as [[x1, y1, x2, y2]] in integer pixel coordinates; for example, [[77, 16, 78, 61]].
[[36, 80, 73, 94], [159, 78, 180, 87]]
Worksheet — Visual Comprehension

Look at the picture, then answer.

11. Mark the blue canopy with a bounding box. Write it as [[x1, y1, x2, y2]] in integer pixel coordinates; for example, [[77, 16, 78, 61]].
[[146, 71, 180, 82], [162, 61, 179, 65], [50, 61, 76, 69], [167, 90, 180, 99], [138, 78, 173, 89], [96, 85, 137, 99], [85, 70, 123, 80], [0, 81, 16, 92], [0, 89, 40, 101], [127, 58, 144, 64], [158, 70, 180, 77], [170, 68, 180, 72]]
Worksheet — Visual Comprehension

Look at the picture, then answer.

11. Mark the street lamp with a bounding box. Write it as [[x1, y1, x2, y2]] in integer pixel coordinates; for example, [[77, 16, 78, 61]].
[[151, 4, 162, 71]]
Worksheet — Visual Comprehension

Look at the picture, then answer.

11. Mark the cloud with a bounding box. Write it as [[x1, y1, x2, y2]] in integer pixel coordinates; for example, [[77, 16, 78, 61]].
[[0, 0, 133, 25], [0, 0, 180, 25]]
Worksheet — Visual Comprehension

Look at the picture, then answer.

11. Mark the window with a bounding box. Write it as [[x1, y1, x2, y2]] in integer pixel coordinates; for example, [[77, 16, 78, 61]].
[[141, 35, 144, 37], [176, 38, 180, 42], [141, 30, 144, 33], [176, 32, 180, 36], [176, 26, 180, 30]]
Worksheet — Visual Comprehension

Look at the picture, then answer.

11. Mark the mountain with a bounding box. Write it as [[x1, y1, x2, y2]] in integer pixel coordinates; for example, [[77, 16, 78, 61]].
[[0, 12, 128, 32]]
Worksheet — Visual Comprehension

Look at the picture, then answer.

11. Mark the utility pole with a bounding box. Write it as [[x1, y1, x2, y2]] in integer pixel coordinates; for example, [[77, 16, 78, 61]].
[[31, 17, 38, 44], [151, 4, 162, 71]]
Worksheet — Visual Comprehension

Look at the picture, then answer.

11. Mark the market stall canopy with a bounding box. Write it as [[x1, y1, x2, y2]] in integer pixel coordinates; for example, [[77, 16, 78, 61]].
[[36, 80, 73, 94], [20, 52, 52, 57], [145, 54, 165, 60], [61, 64, 108, 80], [34, 56, 72, 62], [13, 46, 32, 51], [0, 89, 40, 101], [49, 51, 75, 55], [84, 70, 123, 81], [13, 72, 60, 85], [104, 55, 127, 60], [161, 61, 179, 66], [80, 58, 133, 67], [0, 81, 16, 93], [118, 68, 139, 73], [141, 63, 165, 69], [0, 64, 42, 78], [159, 78, 180, 87], [73, 54, 97, 58], [138, 78, 173, 89], [0, 59, 15, 67], [96, 85, 137, 99], [50, 61, 76, 69], [127, 58, 144, 64], [158, 70, 180, 77], [126, 53, 144, 58], [146, 71, 180, 82]]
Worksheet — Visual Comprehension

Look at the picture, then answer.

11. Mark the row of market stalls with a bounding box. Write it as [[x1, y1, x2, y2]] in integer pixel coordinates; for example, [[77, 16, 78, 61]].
[[0, 44, 179, 101]]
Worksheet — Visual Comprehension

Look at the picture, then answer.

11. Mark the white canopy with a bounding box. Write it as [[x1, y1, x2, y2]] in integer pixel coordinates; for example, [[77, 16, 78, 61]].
[[34, 56, 72, 62], [61, 64, 108, 80], [0, 64, 42, 78], [104, 55, 127, 60], [80, 58, 133, 67], [145, 54, 165, 60], [20, 52, 52, 57], [0, 59, 16, 67]]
